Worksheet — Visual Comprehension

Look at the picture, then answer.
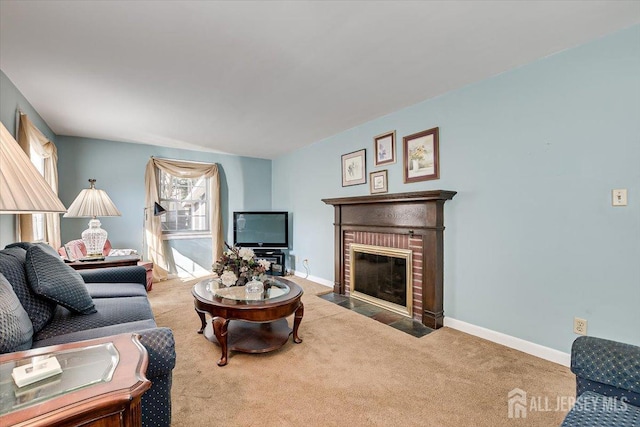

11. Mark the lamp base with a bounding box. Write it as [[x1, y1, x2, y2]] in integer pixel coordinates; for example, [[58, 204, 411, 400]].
[[82, 218, 108, 257]]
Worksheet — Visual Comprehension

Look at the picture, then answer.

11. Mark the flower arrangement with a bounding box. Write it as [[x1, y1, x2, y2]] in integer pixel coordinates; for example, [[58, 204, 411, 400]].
[[409, 145, 426, 161], [213, 244, 271, 287]]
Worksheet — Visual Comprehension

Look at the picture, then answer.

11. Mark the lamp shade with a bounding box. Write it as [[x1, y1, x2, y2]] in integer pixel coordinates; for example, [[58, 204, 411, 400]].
[[64, 179, 121, 218], [64, 179, 120, 257], [153, 202, 166, 216], [0, 121, 66, 213]]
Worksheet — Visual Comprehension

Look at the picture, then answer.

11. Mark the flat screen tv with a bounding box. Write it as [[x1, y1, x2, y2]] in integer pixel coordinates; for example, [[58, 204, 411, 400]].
[[233, 211, 289, 249]]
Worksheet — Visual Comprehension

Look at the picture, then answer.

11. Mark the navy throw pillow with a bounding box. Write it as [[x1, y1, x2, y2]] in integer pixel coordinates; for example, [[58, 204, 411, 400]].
[[25, 245, 96, 314], [0, 247, 56, 333], [0, 272, 34, 353]]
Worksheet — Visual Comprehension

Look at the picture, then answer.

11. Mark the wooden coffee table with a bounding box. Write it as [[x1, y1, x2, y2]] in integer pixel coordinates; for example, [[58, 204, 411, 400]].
[[192, 276, 304, 366]]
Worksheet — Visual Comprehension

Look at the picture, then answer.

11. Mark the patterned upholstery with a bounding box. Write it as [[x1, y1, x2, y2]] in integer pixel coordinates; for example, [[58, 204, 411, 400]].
[[0, 247, 56, 333], [34, 297, 155, 341], [32, 319, 158, 348], [0, 273, 33, 352], [561, 391, 640, 426], [572, 336, 640, 395], [562, 336, 640, 426], [138, 328, 175, 427], [79, 265, 147, 287], [85, 282, 148, 298], [25, 245, 96, 314]]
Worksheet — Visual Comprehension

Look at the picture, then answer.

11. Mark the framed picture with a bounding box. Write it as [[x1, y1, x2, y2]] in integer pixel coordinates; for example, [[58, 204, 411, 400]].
[[403, 127, 439, 183], [369, 170, 388, 194], [342, 149, 367, 186], [374, 131, 396, 166]]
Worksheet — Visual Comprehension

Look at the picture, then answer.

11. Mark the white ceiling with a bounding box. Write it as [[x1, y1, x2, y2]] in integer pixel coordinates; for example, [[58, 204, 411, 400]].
[[1, 1, 639, 159]]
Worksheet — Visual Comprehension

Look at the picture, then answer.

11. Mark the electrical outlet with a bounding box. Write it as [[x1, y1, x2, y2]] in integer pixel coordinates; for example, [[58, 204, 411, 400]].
[[573, 317, 587, 335]]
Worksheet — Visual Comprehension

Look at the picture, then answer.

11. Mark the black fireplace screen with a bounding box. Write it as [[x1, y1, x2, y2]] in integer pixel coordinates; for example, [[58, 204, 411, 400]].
[[352, 252, 407, 307]]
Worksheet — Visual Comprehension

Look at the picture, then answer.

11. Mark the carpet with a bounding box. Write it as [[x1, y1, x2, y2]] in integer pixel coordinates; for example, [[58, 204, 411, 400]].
[[148, 274, 574, 426]]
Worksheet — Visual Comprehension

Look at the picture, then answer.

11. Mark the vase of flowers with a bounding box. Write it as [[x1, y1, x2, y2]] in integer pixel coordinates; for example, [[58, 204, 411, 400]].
[[213, 244, 271, 287], [410, 145, 426, 171]]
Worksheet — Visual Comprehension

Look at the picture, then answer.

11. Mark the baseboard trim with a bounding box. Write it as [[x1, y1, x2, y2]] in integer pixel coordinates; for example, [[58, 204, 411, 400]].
[[292, 271, 334, 288], [444, 317, 571, 367]]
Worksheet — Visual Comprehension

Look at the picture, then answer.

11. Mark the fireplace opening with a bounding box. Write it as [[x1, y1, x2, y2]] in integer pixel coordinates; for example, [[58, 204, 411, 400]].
[[350, 244, 412, 317]]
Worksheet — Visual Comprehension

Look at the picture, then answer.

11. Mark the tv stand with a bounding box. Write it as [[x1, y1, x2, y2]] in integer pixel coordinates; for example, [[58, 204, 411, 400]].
[[254, 249, 285, 276]]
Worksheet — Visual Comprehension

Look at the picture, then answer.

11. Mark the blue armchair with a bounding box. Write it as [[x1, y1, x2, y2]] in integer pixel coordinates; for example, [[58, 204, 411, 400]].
[[561, 336, 640, 426]]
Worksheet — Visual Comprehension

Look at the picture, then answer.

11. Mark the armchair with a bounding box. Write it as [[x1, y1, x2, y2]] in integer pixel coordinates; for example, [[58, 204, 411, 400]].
[[561, 336, 640, 426]]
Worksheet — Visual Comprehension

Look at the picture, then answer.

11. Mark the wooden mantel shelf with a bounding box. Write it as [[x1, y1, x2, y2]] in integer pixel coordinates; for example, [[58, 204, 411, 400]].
[[322, 190, 456, 206]]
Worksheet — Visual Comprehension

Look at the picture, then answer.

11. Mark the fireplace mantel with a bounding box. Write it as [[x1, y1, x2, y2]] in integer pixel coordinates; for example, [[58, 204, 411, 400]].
[[322, 190, 456, 329]]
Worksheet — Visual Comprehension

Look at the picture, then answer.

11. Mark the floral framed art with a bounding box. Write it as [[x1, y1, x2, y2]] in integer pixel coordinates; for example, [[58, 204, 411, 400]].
[[369, 170, 388, 194], [403, 127, 439, 183], [341, 149, 366, 186], [373, 130, 396, 166]]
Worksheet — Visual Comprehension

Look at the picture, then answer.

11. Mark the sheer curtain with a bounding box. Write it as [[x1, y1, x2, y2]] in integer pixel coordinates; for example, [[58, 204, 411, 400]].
[[144, 157, 223, 282], [17, 112, 62, 250]]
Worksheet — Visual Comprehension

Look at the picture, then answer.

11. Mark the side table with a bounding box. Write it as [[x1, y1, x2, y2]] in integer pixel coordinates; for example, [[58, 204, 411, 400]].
[[67, 255, 141, 270], [0, 333, 150, 427]]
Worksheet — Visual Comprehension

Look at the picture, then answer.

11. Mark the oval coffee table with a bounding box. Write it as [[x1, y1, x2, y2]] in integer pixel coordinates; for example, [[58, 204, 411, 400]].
[[192, 276, 303, 366]]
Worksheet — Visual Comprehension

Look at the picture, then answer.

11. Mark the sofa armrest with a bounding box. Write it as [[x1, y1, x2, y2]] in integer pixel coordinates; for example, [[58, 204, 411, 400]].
[[79, 265, 147, 287], [136, 327, 176, 379], [571, 336, 640, 396]]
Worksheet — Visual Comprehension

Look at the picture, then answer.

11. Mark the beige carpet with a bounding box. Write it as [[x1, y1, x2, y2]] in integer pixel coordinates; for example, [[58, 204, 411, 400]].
[[148, 275, 574, 427]]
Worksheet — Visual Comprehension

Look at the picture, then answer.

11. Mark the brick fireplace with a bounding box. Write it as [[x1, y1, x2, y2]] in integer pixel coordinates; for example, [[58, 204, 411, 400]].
[[322, 190, 456, 329]]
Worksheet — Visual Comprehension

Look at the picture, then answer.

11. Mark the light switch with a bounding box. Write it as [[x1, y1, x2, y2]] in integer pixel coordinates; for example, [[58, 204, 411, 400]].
[[612, 189, 628, 206]]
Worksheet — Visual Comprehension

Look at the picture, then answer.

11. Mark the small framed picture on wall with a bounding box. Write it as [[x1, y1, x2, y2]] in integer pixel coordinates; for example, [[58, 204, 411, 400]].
[[374, 131, 396, 166], [369, 170, 388, 194], [403, 127, 439, 183], [341, 149, 366, 186]]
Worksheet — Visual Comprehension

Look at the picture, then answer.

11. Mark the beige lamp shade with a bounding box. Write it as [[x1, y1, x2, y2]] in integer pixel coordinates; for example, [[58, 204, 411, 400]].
[[64, 179, 121, 257], [64, 179, 122, 218], [0, 121, 67, 213]]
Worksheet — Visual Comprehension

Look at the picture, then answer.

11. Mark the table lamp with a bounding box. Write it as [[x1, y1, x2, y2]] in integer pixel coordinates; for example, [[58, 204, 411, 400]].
[[64, 179, 121, 258]]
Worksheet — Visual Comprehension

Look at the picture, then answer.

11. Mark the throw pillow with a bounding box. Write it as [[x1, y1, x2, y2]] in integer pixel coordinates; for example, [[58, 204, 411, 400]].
[[0, 272, 34, 353], [0, 247, 56, 333], [25, 245, 96, 314]]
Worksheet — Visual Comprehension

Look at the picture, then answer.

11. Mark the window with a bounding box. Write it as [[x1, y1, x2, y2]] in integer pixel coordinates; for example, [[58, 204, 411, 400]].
[[157, 170, 210, 234], [29, 145, 45, 242]]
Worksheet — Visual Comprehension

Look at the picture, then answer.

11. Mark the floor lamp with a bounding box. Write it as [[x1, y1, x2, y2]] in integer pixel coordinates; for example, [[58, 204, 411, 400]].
[[0, 121, 66, 215], [143, 202, 166, 261]]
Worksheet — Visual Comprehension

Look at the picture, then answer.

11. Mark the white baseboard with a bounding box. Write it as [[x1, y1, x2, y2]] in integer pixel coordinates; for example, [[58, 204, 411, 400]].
[[292, 271, 334, 288], [444, 317, 571, 367]]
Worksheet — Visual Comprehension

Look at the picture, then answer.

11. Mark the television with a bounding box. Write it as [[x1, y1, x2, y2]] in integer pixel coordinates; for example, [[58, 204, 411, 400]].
[[233, 211, 289, 249]]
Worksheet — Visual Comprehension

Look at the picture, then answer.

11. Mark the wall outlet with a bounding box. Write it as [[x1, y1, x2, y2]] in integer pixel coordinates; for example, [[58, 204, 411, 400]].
[[573, 317, 587, 335]]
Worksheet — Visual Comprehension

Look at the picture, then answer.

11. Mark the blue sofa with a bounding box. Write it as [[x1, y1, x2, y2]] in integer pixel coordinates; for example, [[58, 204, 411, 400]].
[[0, 243, 176, 427], [562, 336, 640, 426]]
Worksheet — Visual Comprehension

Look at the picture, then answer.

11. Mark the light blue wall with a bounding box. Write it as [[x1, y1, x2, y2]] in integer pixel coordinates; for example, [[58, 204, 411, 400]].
[[56, 136, 272, 272], [273, 25, 640, 353], [0, 70, 58, 247]]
